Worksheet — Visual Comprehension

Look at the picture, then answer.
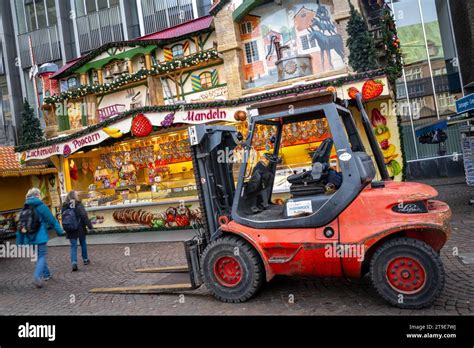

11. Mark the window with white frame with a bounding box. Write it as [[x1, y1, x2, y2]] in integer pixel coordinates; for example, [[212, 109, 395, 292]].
[[75, 0, 120, 17], [433, 67, 447, 76], [300, 34, 317, 51], [67, 77, 79, 90], [437, 92, 455, 108], [199, 72, 212, 89], [244, 41, 259, 64], [300, 36, 309, 50], [405, 66, 423, 81], [21, 0, 58, 32], [172, 44, 184, 59], [241, 22, 252, 35]]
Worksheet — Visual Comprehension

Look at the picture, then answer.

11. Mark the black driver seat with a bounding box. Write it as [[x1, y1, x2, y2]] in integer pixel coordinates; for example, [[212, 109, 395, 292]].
[[287, 138, 333, 196]]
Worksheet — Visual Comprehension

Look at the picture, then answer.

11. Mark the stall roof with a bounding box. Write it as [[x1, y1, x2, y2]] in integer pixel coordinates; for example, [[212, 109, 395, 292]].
[[50, 57, 83, 79], [51, 16, 214, 80], [138, 15, 213, 41], [0, 147, 57, 177]]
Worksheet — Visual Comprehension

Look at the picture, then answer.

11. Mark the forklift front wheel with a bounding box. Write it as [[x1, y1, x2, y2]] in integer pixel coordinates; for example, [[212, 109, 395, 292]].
[[370, 237, 445, 309], [200, 236, 265, 303]]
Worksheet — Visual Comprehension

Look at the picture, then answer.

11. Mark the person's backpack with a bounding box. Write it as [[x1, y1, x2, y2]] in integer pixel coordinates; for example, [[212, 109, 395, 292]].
[[18, 204, 41, 240], [62, 202, 80, 232]]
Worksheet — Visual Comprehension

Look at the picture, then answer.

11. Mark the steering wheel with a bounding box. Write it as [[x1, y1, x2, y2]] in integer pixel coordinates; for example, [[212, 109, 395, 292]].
[[264, 152, 281, 163]]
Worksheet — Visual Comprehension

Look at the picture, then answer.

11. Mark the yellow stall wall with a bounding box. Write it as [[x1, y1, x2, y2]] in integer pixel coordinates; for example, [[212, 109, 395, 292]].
[[350, 98, 403, 181], [0, 177, 31, 211]]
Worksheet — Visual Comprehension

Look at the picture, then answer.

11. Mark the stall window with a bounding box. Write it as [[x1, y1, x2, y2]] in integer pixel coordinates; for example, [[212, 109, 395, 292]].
[[240, 22, 252, 35], [405, 67, 423, 81], [244, 41, 259, 64], [199, 72, 213, 89], [172, 44, 184, 59], [68, 77, 78, 89]]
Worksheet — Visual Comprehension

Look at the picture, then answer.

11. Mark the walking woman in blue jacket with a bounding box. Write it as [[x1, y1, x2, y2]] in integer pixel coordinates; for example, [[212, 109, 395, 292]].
[[16, 188, 65, 288]]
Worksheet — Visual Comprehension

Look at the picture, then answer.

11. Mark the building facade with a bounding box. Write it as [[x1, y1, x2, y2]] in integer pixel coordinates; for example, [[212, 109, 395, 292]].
[[2, 0, 213, 145], [384, 0, 465, 178]]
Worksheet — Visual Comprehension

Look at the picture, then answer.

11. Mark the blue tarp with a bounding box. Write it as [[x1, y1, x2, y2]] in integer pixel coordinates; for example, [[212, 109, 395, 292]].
[[415, 119, 448, 137]]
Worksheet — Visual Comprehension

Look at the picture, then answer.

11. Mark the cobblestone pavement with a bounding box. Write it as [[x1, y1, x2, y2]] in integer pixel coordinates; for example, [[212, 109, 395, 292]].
[[0, 178, 473, 315]]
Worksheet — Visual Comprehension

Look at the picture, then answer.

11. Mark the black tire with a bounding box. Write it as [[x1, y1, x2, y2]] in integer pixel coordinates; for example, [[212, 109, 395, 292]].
[[370, 237, 445, 309], [201, 235, 265, 303]]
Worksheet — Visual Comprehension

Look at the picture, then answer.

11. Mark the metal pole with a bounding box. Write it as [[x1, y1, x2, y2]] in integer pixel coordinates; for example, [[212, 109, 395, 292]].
[[28, 35, 42, 119], [355, 93, 390, 180], [418, 0, 440, 120], [389, 0, 419, 160]]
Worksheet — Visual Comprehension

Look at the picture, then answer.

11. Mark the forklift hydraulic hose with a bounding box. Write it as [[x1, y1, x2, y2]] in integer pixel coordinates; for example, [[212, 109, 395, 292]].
[[355, 93, 390, 180]]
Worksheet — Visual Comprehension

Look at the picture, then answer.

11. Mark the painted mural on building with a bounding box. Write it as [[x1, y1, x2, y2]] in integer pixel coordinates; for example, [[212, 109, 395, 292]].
[[239, 0, 345, 89]]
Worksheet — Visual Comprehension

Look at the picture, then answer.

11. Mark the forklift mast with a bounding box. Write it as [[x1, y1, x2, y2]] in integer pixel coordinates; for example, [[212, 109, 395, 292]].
[[188, 124, 241, 241]]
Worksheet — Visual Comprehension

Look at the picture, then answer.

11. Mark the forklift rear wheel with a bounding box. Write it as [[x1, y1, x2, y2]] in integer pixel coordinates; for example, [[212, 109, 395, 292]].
[[201, 235, 265, 303], [370, 237, 445, 309]]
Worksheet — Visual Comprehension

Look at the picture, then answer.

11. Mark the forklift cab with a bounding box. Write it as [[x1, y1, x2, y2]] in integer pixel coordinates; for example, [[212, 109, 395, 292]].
[[232, 91, 378, 229]]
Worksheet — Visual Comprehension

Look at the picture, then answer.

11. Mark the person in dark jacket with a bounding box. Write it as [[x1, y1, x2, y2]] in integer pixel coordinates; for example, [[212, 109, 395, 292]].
[[61, 190, 93, 271], [17, 188, 65, 288]]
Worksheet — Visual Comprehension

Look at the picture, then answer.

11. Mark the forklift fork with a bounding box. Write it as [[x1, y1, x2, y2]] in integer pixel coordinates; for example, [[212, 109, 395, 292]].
[[89, 239, 204, 294]]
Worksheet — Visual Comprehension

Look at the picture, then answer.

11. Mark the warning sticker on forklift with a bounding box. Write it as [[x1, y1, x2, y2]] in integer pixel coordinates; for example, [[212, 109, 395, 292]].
[[286, 200, 313, 217]]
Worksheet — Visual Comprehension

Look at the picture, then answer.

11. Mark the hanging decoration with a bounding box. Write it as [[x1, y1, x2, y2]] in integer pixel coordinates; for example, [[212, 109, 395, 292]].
[[211, 69, 219, 87], [163, 47, 173, 61], [191, 74, 201, 91]]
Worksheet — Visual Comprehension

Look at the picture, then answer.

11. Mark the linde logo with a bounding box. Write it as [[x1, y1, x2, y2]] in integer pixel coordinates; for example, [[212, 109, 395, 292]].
[[184, 108, 227, 122], [27, 144, 60, 159], [18, 322, 56, 341]]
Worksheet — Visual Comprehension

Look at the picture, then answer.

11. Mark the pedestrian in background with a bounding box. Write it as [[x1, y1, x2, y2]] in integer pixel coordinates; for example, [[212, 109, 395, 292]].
[[16, 188, 65, 288], [61, 190, 93, 272]]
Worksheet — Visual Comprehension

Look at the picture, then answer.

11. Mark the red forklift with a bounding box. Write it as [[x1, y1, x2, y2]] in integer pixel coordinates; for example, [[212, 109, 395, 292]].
[[92, 91, 452, 309]]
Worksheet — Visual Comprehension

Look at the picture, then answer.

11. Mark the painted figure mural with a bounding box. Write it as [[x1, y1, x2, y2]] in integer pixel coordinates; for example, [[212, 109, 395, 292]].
[[240, 0, 345, 89]]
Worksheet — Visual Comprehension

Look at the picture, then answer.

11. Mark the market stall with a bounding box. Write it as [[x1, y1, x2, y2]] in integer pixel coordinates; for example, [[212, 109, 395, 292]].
[[0, 146, 59, 240], [18, 107, 249, 232]]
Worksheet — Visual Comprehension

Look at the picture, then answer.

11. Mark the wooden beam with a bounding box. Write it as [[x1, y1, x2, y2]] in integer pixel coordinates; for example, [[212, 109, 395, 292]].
[[144, 53, 152, 70], [193, 36, 200, 53], [89, 283, 193, 294], [174, 72, 180, 100], [134, 265, 188, 273]]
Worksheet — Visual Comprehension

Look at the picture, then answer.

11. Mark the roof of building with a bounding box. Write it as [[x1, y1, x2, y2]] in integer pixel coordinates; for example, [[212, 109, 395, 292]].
[[0, 146, 57, 177], [138, 15, 214, 41], [50, 57, 84, 79], [50, 16, 214, 80]]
